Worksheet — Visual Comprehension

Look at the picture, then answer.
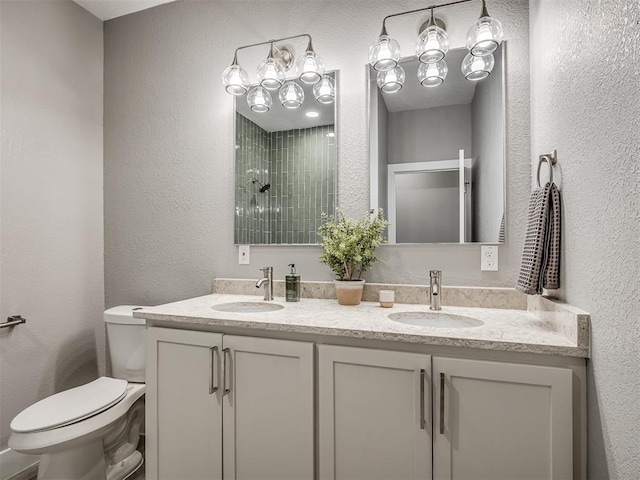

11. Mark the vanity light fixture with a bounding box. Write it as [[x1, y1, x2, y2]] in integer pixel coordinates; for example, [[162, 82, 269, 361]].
[[296, 37, 325, 84], [247, 85, 272, 112], [418, 60, 448, 87], [257, 43, 286, 90], [368, 25, 402, 72], [416, 8, 449, 64], [461, 51, 494, 80], [466, 0, 503, 56], [370, 0, 503, 91], [313, 75, 336, 104], [279, 80, 304, 109], [223, 34, 332, 113], [377, 65, 406, 93]]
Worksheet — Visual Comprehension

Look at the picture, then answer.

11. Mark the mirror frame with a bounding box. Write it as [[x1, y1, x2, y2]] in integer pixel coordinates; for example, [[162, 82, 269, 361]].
[[367, 44, 507, 245], [233, 71, 339, 246]]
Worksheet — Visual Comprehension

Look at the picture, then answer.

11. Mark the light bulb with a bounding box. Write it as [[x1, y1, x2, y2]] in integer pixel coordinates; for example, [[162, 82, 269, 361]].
[[279, 81, 304, 109], [461, 52, 495, 81], [296, 51, 325, 85], [369, 35, 401, 72], [466, 16, 503, 56], [416, 25, 449, 64], [222, 64, 249, 96], [247, 86, 272, 112], [418, 60, 448, 87], [377, 66, 405, 94], [257, 58, 285, 90], [313, 75, 335, 104]]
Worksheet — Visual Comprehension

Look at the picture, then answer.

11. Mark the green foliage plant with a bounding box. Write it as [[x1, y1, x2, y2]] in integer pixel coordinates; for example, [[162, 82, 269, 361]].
[[318, 210, 388, 281]]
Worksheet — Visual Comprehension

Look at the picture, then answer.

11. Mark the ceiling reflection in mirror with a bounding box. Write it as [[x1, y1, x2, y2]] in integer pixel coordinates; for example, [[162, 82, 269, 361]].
[[369, 45, 505, 244], [235, 72, 337, 245]]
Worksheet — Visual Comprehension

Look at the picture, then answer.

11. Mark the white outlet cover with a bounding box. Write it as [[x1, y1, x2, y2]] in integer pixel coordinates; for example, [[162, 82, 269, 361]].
[[481, 245, 498, 271], [238, 245, 250, 265]]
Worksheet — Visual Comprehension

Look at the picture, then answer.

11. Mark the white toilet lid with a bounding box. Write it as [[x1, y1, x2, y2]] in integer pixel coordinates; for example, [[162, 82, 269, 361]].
[[11, 377, 128, 433]]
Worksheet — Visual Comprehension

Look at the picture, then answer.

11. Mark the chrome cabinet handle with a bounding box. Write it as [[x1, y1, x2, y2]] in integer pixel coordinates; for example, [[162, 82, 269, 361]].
[[420, 369, 426, 430], [209, 346, 218, 394], [439, 373, 445, 435], [222, 348, 231, 395]]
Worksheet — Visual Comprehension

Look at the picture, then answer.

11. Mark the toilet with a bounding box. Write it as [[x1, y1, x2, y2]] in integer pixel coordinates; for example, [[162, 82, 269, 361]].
[[9, 306, 148, 480]]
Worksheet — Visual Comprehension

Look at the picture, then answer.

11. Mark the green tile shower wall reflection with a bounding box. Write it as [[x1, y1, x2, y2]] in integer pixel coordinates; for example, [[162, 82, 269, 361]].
[[235, 113, 336, 244]]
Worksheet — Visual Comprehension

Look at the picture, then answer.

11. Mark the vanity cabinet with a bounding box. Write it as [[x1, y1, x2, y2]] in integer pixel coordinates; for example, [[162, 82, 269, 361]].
[[432, 357, 573, 480], [318, 345, 432, 480], [147, 328, 578, 480], [318, 346, 574, 480], [146, 327, 314, 480]]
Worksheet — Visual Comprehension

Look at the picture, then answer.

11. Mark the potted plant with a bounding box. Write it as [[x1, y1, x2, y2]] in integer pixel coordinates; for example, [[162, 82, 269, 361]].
[[318, 210, 388, 305]]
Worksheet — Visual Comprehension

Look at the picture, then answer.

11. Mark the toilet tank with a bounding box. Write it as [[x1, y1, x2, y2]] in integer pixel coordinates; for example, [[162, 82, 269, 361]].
[[104, 306, 148, 383]]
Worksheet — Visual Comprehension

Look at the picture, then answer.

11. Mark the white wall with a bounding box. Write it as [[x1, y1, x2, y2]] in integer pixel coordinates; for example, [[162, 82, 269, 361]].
[[529, 0, 640, 478], [471, 48, 504, 242], [104, 0, 530, 305], [377, 89, 388, 217], [388, 104, 472, 164], [0, 0, 104, 449]]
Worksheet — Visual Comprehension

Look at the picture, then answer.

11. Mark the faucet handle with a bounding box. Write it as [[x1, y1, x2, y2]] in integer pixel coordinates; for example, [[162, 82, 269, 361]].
[[430, 270, 441, 278]]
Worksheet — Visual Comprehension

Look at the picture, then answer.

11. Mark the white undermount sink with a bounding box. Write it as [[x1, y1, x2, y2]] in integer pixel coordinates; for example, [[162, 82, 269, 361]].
[[388, 311, 484, 328], [211, 302, 284, 313]]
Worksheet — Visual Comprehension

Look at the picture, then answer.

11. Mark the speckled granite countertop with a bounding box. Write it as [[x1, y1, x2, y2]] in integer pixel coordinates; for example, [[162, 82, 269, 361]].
[[134, 291, 590, 358]]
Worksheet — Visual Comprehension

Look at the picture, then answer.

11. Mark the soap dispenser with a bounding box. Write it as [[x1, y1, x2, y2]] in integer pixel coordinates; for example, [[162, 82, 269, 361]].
[[285, 263, 300, 302]]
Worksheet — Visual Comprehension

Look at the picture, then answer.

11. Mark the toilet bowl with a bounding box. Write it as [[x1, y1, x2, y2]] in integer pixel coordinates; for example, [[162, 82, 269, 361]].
[[9, 306, 148, 480]]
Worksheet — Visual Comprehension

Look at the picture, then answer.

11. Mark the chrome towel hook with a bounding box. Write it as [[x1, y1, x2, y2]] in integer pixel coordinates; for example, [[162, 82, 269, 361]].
[[537, 149, 558, 187]]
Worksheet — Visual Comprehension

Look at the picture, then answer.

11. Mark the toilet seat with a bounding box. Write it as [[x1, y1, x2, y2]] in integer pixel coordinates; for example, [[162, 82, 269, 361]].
[[11, 377, 128, 433]]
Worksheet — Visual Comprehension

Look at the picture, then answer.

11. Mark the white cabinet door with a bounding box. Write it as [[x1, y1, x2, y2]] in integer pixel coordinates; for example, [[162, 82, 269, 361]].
[[318, 345, 432, 480], [146, 327, 223, 480], [432, 357, 573, 480], [222, 335, 314, 480]]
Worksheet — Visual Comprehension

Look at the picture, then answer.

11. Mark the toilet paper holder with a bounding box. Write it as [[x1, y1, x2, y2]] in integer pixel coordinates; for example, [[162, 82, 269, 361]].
[[1, 315, 27, 329]]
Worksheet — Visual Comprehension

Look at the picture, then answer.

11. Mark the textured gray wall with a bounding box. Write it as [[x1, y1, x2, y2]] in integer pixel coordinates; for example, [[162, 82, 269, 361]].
[[0, 0, 103, 449], [530, 0, 640, 478], [104, 0, 530, 305]]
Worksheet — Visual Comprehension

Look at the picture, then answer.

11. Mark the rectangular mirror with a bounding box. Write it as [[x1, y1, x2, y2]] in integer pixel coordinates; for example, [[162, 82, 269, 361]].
[[369, 45, 505, 244], [235, 72, 337, 245]]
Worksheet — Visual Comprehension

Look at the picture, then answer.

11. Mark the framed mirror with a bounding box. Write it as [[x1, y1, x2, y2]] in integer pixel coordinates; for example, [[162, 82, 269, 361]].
[[369, 45, 505, 244], [234, 72, 337, 245]]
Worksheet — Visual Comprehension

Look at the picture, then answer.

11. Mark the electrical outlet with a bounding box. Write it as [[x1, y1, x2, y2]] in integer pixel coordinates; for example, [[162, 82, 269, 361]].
[[238, 245, 250, 265], [481, 245, 498, 271]]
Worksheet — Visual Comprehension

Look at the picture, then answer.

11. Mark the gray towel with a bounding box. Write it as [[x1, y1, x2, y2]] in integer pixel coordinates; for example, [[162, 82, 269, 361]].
[[516, 182, 561, 295]]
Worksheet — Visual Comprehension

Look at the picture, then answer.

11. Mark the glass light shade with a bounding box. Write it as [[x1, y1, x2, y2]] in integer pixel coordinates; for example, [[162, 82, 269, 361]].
[[368, 35, 401, 72], [418, 60, 448, 87], [313, 75, 335, 104], [466, 16, 503, 56], [461, 52, 495, 81], [222, 64, 249, 96], [377, 66, 405, 94], [256, 58, 285, 90], [279, 81, 304, 109], [247, 86, 272, 112], [296, 51, 325, 85], [416, 25, 449, 64]]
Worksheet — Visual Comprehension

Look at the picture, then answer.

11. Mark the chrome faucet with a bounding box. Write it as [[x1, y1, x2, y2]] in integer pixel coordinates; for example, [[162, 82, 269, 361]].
[[256, 266, 274, 301], [429, 270, 442, 311]]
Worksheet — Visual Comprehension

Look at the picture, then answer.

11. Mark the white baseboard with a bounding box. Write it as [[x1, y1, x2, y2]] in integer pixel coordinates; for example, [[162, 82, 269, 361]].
[[0, 449, 38, 480]]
